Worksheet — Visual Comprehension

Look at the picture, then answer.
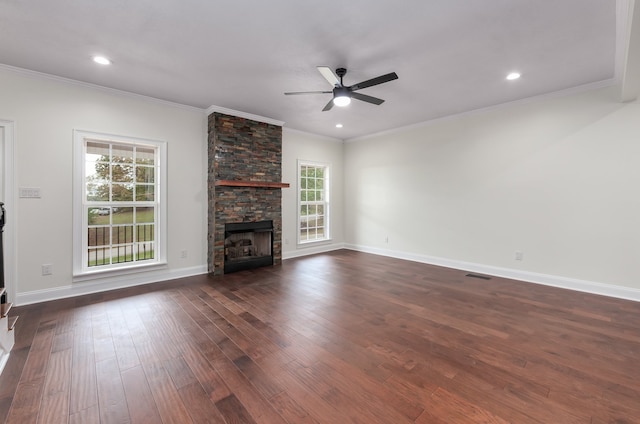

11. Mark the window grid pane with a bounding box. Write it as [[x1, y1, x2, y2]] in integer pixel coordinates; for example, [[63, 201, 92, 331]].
[[299, 163, 329, 243], [84, 139, 158, 268]]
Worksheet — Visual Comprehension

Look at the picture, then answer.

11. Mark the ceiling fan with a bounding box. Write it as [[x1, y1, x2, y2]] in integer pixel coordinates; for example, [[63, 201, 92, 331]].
[[285, 66, 399, 111]]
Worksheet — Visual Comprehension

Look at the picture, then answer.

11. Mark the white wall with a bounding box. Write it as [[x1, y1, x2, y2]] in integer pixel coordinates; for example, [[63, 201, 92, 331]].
[[282, 128, 344, 258], [0, 67, 208, 304], [344, 86, 640, 297], [3, 64, 638, 303]]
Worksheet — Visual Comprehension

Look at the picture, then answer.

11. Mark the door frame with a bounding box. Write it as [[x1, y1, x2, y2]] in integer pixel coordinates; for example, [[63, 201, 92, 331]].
[[0, 119, 16, 304]]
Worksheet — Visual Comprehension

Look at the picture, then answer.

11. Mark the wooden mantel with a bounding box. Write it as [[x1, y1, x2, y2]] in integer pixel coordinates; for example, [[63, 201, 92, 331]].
[[214, 180, 290, 188]]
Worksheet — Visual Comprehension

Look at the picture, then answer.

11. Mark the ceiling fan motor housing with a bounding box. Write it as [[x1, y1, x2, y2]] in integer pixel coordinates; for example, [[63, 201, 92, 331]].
[[333, 86, 351, 97]]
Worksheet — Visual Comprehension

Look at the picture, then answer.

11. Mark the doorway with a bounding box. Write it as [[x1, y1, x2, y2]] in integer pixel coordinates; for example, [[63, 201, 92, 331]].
[[0, 120, 15, 304]]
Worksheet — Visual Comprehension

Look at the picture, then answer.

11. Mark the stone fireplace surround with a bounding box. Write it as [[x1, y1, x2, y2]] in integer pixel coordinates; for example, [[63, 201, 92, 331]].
[[208, 112, 287, 275]]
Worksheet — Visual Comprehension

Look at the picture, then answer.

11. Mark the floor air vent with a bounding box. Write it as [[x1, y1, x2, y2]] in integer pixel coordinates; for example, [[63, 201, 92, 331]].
[[465, 273, 491, 280]]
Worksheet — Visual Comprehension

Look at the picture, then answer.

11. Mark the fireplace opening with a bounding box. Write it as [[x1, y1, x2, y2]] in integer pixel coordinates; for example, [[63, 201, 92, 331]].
[[224, 220, 273, 273]]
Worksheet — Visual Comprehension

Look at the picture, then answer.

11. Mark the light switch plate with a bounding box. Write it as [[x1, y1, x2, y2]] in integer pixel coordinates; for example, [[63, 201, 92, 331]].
[[19, 187, 41, 198]]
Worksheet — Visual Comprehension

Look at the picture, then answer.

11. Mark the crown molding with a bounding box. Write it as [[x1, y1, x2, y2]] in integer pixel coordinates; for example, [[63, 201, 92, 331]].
[[206, 105, 285, 127]]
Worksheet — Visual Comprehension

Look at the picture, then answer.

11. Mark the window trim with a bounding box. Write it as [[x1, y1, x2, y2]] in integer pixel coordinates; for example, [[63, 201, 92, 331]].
[[72, 130, 167, 280], [297, 159, 330, 245]]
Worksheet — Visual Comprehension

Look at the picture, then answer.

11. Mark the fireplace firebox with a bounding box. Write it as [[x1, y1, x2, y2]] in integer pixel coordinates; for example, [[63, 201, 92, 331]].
[[224, 220, 273, 273]]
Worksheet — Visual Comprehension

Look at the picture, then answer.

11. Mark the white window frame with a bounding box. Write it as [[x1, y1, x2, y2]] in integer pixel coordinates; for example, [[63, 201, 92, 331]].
[[297, 160, 330, 245], [73, 130, 167, 280]]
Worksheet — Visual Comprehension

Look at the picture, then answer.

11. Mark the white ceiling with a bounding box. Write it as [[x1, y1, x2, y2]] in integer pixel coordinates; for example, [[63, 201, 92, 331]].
[[0, 0, 633, 139]]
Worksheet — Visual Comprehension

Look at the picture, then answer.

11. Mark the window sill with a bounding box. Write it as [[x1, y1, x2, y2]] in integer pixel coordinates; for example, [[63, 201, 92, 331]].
[[73, 261, 168, 283], [297, 238, 332, 247]]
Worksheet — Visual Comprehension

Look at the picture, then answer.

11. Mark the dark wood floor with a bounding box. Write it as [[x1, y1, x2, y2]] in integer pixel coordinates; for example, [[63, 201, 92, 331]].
[[1, 250, 639, 423]]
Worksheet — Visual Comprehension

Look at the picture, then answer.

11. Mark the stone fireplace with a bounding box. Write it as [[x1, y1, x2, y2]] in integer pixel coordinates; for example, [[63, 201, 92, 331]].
[[208, 112, 288, 275]]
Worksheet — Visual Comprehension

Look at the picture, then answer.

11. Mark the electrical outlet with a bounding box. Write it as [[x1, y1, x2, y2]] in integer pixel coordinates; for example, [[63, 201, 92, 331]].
[[42, 264, 53, 275], [385, 236, 389, 243], [515, 251, 524, 261], [285, 238, 289, 245], [180, 249, 188, 259]]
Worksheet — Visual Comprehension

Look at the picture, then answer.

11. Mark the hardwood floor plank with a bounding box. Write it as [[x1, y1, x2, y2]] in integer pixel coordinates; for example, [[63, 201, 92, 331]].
[[313, 359, 423, 421], [177, 381, 227, 423], [121, 365, 162, 424], [264, 362, 346, 424], [286, 360, 377, 424], [5, 250, 640, 423], [233, 354, 285, 400], [163, 356, 198, 390], [108, 304, 141, 372], [51, 331, 74, 353], [0, 346, 30, 399], [69, 316, 98, 415], [268, 390, 319, 424], [415, 387, 511, 424], [11, 304, 42, 351], [181, 344, 232, 403], [183, 287, 275, 361], [177, 306, 288, 423], [448, 368, 585, 424], [215, 393, 259, 424], [5, 378, 45, 424], [95, 357, 130, 423], [307, 360, 415, 424], [0, 397, 13, 424], [142, 362, 193, 424], [92, 309, 116, 364], [37, 348, 72, 424], [53, 307, 76, 336], [19, 321, 55, 383], [69, 405, 100, 424]]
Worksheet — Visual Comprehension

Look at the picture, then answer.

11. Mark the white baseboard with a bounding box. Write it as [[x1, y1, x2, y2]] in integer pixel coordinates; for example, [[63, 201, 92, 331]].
[[344, 244, 640, 303], [16, 265, 208, 306], [282, 242, 345, 260], [16, 246, 640, 306]]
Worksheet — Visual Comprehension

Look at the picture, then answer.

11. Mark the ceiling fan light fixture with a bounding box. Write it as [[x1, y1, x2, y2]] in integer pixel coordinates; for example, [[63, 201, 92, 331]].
[[333, 95, 351, 107], [333, 86, 351, 107]]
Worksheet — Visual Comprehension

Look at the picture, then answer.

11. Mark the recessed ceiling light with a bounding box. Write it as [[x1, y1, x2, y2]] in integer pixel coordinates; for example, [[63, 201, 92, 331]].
[[336, 124, 343, 128], [93, 56, 111, 65], [506, 72, 521, 80]]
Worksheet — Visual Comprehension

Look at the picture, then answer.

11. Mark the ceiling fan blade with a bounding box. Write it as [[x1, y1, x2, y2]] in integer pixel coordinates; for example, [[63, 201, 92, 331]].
[[351, 92, 385, 105], [317, 66, 341, 87], [322, 98, 335, 111], [284, 90, 332, 95], [350, 72, 398, 91]]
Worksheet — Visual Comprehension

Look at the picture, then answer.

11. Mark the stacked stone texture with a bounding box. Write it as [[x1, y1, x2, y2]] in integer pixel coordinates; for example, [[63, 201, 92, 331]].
[[208, 112, 283, 274]]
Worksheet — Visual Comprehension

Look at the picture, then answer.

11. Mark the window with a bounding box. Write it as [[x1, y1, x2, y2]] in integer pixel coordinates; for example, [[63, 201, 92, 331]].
[[298, 161, 330, 243], [73, 130, 166, 277]]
